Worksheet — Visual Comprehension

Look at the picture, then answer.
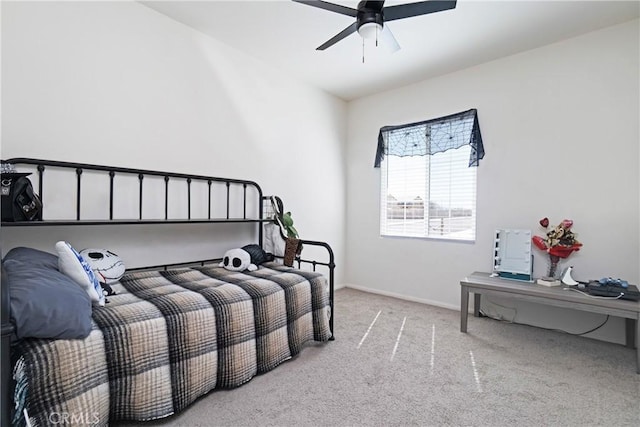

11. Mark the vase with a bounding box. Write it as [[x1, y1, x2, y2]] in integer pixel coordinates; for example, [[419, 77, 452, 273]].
[[284, 237, 301, 267], [546, 254, 561, 279]]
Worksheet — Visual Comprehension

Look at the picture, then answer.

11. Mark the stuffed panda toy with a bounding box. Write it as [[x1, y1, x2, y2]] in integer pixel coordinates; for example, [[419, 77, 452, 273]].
[[219, 244, 274, 272]]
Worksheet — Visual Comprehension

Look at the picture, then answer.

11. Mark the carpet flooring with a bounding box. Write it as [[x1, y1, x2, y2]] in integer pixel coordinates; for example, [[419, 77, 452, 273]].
[[115, 288, 639, 426]]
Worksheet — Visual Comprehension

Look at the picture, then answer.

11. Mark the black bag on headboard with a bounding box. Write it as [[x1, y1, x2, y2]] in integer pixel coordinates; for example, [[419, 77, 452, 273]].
[[1, 173, 42, 221]]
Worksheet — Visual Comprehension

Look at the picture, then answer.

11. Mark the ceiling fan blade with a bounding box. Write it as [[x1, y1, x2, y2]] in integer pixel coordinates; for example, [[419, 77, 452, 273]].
[[383, 0, 457, 22], [316, 22, 358, 50], [380, 25, 400, 53], [292, 0, 358, 17]]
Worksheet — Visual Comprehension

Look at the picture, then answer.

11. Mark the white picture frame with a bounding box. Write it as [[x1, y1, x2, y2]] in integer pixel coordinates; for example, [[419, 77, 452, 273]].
[[493, 229, 533, 281]]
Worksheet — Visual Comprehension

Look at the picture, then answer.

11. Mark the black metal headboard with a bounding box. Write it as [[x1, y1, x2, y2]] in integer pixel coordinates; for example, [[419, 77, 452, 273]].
[[1, 158, 265, 232], [1, 266, 12, 427]]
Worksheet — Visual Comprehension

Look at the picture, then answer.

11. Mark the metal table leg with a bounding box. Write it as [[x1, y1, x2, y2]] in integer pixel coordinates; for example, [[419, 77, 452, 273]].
[[460, 285, 469, 333]]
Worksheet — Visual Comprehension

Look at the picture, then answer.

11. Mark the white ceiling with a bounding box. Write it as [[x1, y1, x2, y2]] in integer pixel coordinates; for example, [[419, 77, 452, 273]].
[[141, 0, 640, 101]]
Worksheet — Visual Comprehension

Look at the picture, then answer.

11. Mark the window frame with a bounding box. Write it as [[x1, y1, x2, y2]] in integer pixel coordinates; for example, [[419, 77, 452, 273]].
[[376, 110, 483, 242]]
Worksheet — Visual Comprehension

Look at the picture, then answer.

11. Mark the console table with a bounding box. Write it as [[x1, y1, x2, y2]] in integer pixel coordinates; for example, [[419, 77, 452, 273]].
[[460, 272, 640, 373]]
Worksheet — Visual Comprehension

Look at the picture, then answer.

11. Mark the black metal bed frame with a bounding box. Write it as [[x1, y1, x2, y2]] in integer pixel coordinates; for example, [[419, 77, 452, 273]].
[[0, 158, 335, 427]]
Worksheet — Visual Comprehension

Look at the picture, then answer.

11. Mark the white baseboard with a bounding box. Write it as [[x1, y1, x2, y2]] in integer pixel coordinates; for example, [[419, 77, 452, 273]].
[[341, 284, 459, 312]]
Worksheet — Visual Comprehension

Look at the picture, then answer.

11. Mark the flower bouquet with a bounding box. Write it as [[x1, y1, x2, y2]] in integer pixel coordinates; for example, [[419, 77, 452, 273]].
[[532, 218, 582, 280]]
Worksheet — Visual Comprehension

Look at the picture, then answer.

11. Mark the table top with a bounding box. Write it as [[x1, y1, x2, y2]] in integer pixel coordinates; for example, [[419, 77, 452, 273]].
[[461, 272, 640, 313]]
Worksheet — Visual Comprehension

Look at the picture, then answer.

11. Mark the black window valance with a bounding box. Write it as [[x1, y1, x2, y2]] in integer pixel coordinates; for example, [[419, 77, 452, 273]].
[[374, 109, 484, 168]]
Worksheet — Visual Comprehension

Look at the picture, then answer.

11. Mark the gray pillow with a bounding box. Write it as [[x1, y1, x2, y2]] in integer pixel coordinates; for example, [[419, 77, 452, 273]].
[[3, 257, 92, 340], [3, 246, 59, 270]]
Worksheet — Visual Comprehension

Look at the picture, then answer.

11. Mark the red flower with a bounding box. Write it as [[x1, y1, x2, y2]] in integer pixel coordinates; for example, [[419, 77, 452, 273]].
[[532, 235, 548, 250], [548, 243, 582, 258], [532, 218, 582, 259]]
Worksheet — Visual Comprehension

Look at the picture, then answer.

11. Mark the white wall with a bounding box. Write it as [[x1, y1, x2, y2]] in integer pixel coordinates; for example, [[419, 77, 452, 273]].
[[345, 19, 639, 344], [1, 1, 347, 280]]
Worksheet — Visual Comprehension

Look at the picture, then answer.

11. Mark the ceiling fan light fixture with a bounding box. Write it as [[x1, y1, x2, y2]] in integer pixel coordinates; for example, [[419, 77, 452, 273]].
[[358, 22, 382, 40], [294, 0, 457, 51]]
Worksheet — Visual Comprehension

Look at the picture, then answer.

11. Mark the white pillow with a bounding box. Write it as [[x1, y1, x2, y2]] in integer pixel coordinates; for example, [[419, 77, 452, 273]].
[[55, 241, 105, 306]]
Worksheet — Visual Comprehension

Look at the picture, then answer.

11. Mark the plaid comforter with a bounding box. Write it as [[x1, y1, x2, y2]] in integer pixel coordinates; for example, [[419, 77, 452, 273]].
[[12, 262, 331, 426]]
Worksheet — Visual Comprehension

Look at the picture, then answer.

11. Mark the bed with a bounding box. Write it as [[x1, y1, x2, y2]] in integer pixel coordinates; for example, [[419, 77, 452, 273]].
[[0, 158, 335, 426]]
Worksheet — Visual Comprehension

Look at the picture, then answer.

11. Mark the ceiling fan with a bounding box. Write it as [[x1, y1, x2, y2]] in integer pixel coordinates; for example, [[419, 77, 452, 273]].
[[292, 1, 457, 51]]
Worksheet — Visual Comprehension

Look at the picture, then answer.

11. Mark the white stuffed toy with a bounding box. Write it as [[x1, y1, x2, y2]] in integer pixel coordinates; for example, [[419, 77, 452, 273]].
[[80, 248, 125, 284], [219, 244, 274, 272], [219, 248, 257, 272]]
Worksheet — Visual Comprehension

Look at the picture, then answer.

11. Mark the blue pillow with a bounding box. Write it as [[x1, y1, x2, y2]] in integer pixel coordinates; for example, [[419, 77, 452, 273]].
[[2, 259, 93, 340], [3, 246, 58, 270]]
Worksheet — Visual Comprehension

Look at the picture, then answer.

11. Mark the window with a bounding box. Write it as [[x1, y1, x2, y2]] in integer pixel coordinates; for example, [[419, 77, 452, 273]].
[[375, 109, 484, 241]]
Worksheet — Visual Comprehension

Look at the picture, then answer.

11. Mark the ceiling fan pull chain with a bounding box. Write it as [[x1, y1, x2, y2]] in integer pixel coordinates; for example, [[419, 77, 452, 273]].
[[362, 38, 365, 64]]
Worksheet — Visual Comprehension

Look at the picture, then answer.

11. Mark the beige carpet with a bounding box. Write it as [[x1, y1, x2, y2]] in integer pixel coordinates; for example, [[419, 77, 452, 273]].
[[115, 288, 639, 426]]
